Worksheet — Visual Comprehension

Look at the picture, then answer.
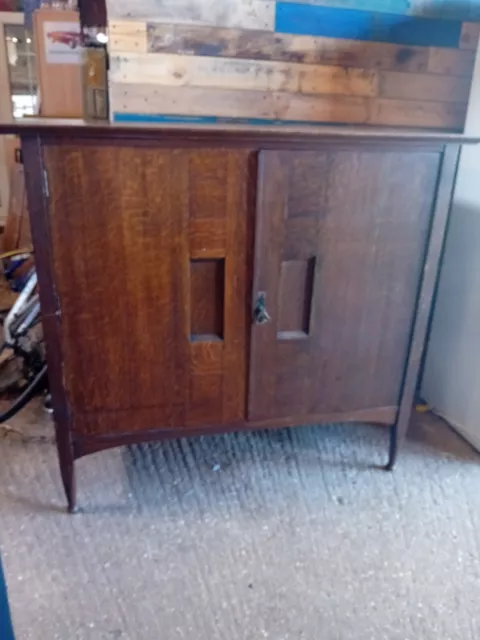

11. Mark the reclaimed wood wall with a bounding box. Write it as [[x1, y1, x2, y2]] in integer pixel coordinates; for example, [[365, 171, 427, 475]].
[[107, 1, 480, 130]]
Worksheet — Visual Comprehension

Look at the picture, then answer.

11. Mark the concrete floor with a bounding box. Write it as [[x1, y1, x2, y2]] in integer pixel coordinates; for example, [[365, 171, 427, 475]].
[[1, 404, 480, 640]]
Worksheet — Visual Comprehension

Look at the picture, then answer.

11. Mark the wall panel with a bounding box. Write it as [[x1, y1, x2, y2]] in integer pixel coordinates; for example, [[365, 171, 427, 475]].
[[107, 1, 480, 130]]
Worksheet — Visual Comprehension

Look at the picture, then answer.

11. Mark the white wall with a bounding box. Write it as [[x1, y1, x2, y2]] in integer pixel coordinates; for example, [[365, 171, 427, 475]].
[[422, 41, 480, 450]]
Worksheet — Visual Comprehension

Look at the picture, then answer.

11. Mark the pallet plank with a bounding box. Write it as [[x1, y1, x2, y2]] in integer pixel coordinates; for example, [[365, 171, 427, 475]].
[[379, 71, 472, 103], [110, 83, 466, 129], [108, 20, 148, 54], [147, 23, 434, 72], [106, 0, 275, 30], [110, 52, 379, 97], [275, 2, 462, 48], [110, 82, 370, 122], [261, 0, 480, 22], [371, 97, 466, 128], [427, 47, 475, 77]]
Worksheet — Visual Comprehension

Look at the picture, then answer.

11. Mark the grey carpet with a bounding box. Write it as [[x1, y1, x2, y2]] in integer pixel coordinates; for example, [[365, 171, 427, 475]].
[[1, 402, 480, 640]]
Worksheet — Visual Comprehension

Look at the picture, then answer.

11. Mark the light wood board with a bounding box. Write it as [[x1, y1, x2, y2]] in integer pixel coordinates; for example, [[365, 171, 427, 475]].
[[111, 83, 467, 129], [106, 0, 275, 30]]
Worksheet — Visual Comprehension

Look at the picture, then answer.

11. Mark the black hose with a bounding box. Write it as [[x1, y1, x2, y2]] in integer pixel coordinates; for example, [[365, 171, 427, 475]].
[[0, 365, 48, 424]]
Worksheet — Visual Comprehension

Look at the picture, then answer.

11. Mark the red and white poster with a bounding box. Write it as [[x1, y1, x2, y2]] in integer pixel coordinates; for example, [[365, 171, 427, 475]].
[[44, 21, 83, 65]]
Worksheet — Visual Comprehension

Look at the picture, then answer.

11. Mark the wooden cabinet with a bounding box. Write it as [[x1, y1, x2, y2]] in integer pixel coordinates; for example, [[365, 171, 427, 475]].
[[7, 122, 467, 511]]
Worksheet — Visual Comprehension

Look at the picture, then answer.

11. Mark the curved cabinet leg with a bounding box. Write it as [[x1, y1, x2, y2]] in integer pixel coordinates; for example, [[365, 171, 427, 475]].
[[386, 408, 410, 471], [56, 433, 77, 513], [386, 423, 398, 471]]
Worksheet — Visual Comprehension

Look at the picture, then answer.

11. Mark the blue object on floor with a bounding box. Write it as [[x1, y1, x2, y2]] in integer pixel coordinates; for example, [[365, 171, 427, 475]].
[[0, 554, 15, 640]]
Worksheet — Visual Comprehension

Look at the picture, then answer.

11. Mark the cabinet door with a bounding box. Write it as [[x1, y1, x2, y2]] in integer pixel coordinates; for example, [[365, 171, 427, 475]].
[[249, 149, 440, 421], [45, 145, 250, 435]]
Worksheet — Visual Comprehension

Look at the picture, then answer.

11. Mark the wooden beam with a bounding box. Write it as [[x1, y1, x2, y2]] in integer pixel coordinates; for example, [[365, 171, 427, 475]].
[[427, 47, 475, 77], [147, 22, 432, 73], [110, 83, 467, 129], [108, 20, 148, 54], [106, 0, 275, 30], [379, 71, 472, 104], [110, 52, 379, 97]]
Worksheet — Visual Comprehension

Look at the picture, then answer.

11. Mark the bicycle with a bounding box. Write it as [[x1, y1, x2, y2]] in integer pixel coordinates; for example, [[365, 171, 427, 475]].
[[0, 248, 48, 423]]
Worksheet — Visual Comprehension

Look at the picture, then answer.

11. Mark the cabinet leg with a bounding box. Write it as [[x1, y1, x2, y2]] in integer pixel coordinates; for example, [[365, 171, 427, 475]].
[[56, 436, 77, 513], [386, 423, 398, 471], [386, 409, 410, 471]]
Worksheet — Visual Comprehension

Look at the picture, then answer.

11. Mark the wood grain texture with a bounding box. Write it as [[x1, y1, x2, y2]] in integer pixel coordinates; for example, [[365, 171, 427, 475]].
[[76, 406, 396, 458], [370, 99, 466, 129], [106, 0, 275, 30], [107, 2, 476, 133], [3, 118, 474, 144], [379, 71, 472, 104], [189, 219, 226, 258], [427, 47, 476, 77], [110, 52, 378, 97], [110, 82, 370, 122], [277, 259, 315, 336], [22, 136, 77, 511], [110, 83, 467, 129], [45, 145, 189, 424], [44, 144, 251, 435], [147, 23, 433, 73], [249, 148, 441, 421], [190, 259, 225, 339], [108, 20, 148, 54], [19, 122, 465, 508]]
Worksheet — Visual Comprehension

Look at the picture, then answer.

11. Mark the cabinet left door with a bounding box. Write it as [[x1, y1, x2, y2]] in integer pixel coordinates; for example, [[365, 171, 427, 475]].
[[44, 144, 251, 436]]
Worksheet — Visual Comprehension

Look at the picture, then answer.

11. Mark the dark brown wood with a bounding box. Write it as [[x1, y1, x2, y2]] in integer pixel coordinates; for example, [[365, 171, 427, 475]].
[[190, 260, 225, 339], [11, 121, 470, 509], [75, 406, 397, 459], [387, 144, 461, 470], [0, 119, 478, 147], [249, 149, 440, 421], [21, 136, 77, 512], [78, 0, 107, 28], [44, 145, 251, 444], [45, 145, 189, 425]]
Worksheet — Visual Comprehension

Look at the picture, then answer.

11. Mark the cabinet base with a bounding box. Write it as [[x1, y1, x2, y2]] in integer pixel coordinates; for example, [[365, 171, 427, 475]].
[[61, 406, 399, 512]]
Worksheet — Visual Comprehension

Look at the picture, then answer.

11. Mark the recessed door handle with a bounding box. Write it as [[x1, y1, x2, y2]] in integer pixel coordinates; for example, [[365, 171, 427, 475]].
[[253, 292, 271, 325]]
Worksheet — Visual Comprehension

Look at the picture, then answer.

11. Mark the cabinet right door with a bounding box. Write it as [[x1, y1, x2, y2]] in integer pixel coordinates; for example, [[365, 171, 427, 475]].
[[249, 149, 441, 421]]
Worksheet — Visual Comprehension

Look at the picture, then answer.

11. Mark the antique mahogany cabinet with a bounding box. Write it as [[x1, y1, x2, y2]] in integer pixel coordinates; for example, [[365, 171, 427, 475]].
[[0, 120, 475, 511]]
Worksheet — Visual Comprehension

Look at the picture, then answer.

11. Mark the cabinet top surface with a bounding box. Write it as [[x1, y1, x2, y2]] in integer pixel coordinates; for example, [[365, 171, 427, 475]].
[[0, 118, 478, 145]]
